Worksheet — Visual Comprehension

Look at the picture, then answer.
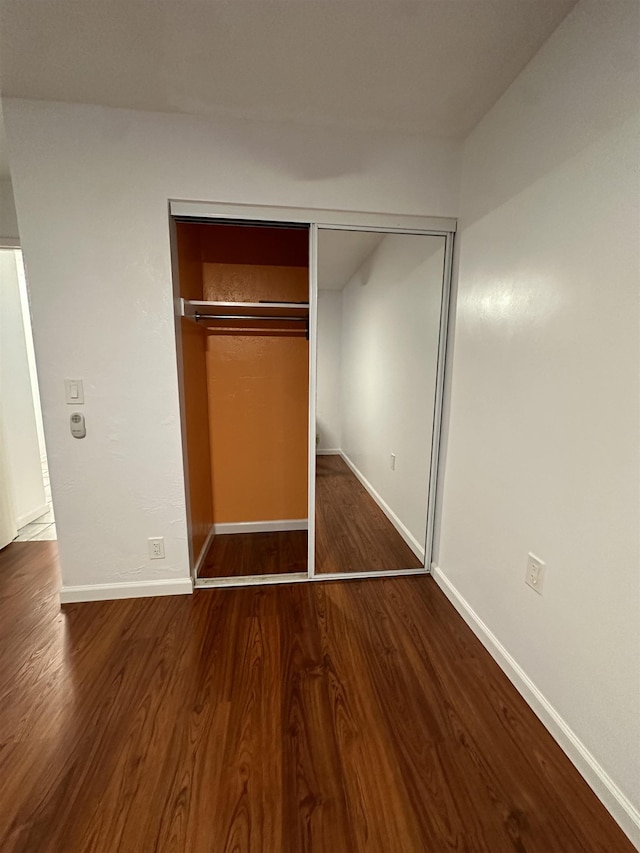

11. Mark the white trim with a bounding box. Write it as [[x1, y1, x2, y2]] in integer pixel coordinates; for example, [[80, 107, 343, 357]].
[[60, 577, 193, 603], [170, 200, 457, 234], [314, 567, 428, 582], [307, 225, 318, 578], [196, 572, 309, 589], [213, 519, 308, 535], [16, 503, 50, 529], [169, 216, 200, 584], [431, 564, 640, 849], [193, 524, 216, 577], [340, 451, 426, 562], [316, 448, 341, 456], [195, 566, 428, 589], [424, 232, 455, 567]]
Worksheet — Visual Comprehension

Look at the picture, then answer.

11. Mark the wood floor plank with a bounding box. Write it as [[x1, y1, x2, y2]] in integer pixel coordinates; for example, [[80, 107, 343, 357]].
[[208, 589, 284, 852], [309, 581, 427, 852], [199, 531, 307, 578], [279, 584, 354, 853], [0, 542, 634, 853]]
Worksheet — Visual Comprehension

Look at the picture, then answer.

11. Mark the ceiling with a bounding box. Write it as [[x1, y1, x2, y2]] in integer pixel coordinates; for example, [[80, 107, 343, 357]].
[[318, 230, 384, 291], [0, 0, 576, 141]]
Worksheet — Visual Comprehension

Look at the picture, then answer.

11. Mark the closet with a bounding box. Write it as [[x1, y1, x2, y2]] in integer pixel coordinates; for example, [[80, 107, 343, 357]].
[[171, 203, 455, 587], [174, 219, 311, 582]]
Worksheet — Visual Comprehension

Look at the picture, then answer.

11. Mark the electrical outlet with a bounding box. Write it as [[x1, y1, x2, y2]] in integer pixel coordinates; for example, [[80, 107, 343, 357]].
[[390, 453, 396, 471], [148, 537, 165, 559], [525, 553, 545, 594]]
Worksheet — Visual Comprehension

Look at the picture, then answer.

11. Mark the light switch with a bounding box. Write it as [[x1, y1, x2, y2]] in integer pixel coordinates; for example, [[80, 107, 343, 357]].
[[65, 379, 84, 404]]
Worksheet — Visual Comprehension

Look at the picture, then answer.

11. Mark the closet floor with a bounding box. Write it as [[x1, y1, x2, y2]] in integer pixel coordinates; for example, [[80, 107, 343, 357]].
[[315, 454, 423, 574], [198, 456, 423, 579], [198, 530, 307, 578]]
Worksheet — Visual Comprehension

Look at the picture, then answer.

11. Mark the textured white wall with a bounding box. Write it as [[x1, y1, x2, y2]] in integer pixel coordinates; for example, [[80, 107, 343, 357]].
[[316, 291, 342, 451], [438, 0, 640, 839], [0, 179, 19, 244], [340, 234, 446, 552], [3, 98, 461, 589], [0, 249, 46, 526]]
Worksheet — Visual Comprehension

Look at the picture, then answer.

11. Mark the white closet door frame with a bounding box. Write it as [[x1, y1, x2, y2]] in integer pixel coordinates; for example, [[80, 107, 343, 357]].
[[170, 200, 456, 235], [307, 224, 318, 578], [169, 201, 456, 589], [426, 230, 455, 567]]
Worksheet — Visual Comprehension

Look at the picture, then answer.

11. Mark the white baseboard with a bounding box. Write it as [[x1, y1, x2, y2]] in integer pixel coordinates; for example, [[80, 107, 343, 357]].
[[60, 577, 193, 604], [213, 519, 308, 535], [316, 448, 341, 455], [193, 524, 216, 577], [339, 451, 425, 562], [431, 563, 640, 849], [16, 502, 50, 529]]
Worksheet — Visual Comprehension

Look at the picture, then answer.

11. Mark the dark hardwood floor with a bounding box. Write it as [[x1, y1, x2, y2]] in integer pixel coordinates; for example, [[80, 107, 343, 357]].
[[199, 530, 307, 578], [315, 454, 423, 574], [198, 454, 422, 578], [0, 541, 633, 852]]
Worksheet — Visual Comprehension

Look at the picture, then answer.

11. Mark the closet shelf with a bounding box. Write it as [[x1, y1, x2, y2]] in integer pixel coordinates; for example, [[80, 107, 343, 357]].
[[180, 299, 309, 337]]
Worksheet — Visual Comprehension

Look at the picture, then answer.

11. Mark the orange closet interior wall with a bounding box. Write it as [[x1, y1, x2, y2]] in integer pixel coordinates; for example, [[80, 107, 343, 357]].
[[199, 225, 309, 524], [175, 224, 214, 563]]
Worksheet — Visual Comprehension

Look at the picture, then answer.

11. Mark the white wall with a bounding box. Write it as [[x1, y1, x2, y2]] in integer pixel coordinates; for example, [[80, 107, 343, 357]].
[[2, 97, 461, 592], [0, 249, 46, 527], [316, 291, 342, 451], [0, 179, 19, 245], [437, 0, 640, 842], [341, 234, 446, 554], [0, 415, 17, 548], [15, 253, 47, 460]]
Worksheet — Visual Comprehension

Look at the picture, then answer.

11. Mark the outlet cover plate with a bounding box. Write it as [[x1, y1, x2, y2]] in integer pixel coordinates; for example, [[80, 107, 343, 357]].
[[525, 553, 545, 594], [148, 537, 165, 560]]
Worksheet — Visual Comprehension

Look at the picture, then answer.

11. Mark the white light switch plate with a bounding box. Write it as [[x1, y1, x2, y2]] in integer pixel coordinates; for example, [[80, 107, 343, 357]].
[[65, 378, 84, 404]]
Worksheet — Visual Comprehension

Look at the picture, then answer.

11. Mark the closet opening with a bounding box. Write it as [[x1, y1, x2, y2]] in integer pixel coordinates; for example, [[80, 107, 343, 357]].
[[171, 201, 455, 587], [172, 218, 311, 583]]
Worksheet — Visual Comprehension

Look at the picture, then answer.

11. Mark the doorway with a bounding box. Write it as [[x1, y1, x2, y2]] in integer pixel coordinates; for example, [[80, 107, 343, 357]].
[[0, 248, 55, 547], [172, 219, 310, 585]]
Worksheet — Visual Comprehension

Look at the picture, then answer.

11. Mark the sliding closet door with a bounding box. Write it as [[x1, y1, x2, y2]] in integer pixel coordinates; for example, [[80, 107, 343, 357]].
[[314, 229, 447, 577]]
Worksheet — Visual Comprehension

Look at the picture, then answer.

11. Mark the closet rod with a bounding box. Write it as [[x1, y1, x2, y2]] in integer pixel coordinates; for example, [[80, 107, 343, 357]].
[[194, 313, 307, 322]]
